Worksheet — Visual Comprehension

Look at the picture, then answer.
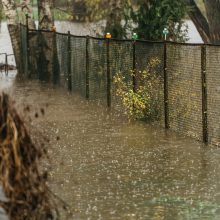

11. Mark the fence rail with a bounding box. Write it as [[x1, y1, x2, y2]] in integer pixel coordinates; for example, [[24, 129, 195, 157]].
[[19, 24, 220, 146]]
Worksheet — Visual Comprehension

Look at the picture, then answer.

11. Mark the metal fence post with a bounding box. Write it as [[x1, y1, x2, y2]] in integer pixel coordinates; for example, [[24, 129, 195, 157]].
[[5, 55, 8, 76], [201, 45, 208, 144], [164, 41, 169, 129], [67, 31, 72, 91], [86, 36, 90, 99], [25, 14, 30, 77], [132, 40, 137, 92], [19, 23, 24, 74], [4, 54, 7, 75], [106, 38, 111, 107], [52, 30, 56, 83]]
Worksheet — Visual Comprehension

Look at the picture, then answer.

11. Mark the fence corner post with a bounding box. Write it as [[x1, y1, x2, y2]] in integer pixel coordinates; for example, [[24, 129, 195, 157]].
[[86, 36, 90, 99], [67, 31, 72, 91], [201, 45, 208, 144], [106, 35, 111, 108], [164, 41, 169, 129]]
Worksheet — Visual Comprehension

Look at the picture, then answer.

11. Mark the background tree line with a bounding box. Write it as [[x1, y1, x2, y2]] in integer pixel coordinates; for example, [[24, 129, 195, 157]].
[[53, 0, 220, 43]]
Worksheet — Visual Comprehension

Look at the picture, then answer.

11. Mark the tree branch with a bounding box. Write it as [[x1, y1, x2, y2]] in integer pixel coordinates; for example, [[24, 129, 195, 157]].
[[204, 0, 220, 43], [185, 0, 211, 43]]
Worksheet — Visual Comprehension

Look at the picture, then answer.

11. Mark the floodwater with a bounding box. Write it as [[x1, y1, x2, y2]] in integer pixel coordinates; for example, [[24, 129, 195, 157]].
[[2, 22, 220, 220], [2, 71, 220, 220]]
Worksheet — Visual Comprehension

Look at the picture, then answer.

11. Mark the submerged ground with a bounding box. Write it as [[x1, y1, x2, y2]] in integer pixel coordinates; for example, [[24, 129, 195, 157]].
[[1, 21, 219, 220], [1, 72, 220, 220]]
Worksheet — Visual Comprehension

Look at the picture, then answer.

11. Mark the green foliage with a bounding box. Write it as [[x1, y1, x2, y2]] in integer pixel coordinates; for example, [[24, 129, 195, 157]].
[[0, 1, 3, 22], [54, 0, 189, 41], [113, 58, 163, 121], [105, 20, 126, 39], [125, 0, 189, 41]]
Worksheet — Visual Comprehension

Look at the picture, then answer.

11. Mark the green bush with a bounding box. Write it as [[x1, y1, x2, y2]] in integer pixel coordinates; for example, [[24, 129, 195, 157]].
[[113, 58, 163, 121], [125, 0, 189, 42]]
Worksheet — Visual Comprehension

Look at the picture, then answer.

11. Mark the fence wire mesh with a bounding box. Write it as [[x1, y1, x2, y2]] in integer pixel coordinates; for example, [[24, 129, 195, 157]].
[[70, 36, 87, 97], [19, 25, 220, 145], [110, 40, 133, 112], [56, 33, 68, 87], [167, 43, 203, 140], [28, 30, 39, 78], [135, 41, 165, 125], [88, 38, 107, 104], [20, 25, 28, 76], [206, 46, 220, 145]]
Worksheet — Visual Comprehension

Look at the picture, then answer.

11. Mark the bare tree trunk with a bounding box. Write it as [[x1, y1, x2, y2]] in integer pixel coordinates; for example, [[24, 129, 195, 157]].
[[38, 0, 57, 82], [105, 0, 125, 38], [186, 0, 211, 43], [19, 0, 36, 28], [186, 0, 220, 44], [38, 0, 54, 29], [1, 0, 21, 74], [204, 0, 220, 44]]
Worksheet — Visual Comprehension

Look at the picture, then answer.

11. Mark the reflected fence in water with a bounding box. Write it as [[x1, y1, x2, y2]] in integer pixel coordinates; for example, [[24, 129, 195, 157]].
[[19, 24, 220, 146], [0, 53, 15, 75]]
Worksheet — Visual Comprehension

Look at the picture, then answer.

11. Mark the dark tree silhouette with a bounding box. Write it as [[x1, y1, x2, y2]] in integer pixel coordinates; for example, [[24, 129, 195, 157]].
[[186, 0, 220, 43]]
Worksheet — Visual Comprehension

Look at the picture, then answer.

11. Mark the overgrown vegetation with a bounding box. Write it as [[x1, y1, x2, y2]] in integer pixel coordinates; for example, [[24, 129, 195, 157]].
[[0, 1, 3, 27], [125, 0, 189, 41], [113, 58, 163, 121], [52, 0, 189, 41], [0, 93, 69, 220]]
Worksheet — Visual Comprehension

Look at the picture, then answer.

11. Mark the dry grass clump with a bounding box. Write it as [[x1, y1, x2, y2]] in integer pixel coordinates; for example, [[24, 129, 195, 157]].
[[0, 93, 63, 220]]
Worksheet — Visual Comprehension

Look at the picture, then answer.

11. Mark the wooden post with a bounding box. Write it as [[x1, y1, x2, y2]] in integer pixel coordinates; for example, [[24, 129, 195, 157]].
[[201, 45, 208, 143], [106, 38, 111, 107], [67, 31, 72, 91], [86, 36, 90, 99], [164, 42, 169, 129]]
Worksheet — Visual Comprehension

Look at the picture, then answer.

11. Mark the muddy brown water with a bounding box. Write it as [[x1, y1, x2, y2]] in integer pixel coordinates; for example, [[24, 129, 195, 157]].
[[1, 72, 220, 220]]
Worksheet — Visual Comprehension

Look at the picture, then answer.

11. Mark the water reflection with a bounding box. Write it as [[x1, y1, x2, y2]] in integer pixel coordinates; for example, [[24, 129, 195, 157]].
[[1, 73, 220, 220]]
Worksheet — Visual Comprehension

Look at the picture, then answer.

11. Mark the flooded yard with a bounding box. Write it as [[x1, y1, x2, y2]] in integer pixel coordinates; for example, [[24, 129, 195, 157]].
[[1, 72, 220, 219], [1, 21, 220, 220]]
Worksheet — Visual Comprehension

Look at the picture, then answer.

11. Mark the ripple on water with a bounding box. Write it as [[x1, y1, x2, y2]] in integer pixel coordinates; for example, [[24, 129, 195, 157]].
[[1, 72, 220, 219]]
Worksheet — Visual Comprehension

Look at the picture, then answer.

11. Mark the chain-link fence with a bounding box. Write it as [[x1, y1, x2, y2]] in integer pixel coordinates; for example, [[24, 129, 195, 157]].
[[20, 24, 220, 146]]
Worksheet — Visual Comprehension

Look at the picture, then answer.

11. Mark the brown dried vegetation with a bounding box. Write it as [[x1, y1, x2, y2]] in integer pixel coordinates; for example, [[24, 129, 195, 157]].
[[0, 93, 64, 220]]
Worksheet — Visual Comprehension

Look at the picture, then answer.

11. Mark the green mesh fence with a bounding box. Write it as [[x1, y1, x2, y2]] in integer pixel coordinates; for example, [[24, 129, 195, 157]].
[[135, 41, 165, 125], [167, 43, 203, 140], [19, 25, 220, 145], [70, 36, 87, 96], [88, 38, 107, 104], [110, 40, 133, 112], [206, 46, 220, 145], [56, 33, 68, 87], [28, 29, 39, 79], [20, 25, 28, 76]]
